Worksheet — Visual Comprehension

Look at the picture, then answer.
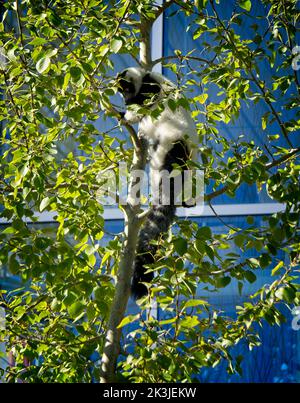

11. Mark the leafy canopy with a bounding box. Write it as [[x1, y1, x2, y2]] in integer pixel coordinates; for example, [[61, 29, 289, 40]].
[[0, 0, 299, 382]]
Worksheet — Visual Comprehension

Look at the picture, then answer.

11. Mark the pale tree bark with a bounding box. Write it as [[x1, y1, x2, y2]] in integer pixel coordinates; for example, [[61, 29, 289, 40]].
[[140, 17, 152, 70], [100, 5, 164, 383], [100, 136, 148, 383]]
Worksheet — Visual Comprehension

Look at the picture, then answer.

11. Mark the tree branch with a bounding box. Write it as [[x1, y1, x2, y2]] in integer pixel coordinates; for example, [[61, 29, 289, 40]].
[[15, 0, 25, 49], [140, 17, 152, 70], [153, 0, 176, 20], [209, 0, 294, 149], [152, 54, 213, 68], [206, 147, 300, 202], [92, 0, 133, 76], [105, 104, 141, 149], [266, 147, 300, 169], [100, 133, 148, 382]]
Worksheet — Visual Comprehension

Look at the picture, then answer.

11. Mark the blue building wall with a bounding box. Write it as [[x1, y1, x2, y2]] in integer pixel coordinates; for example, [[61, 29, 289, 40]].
[[102, 217, 300, 383]]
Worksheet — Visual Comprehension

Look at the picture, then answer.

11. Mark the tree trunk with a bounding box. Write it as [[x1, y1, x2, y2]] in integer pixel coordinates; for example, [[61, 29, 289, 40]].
[[100, 137, 148, 382], [100, 5, 158, 383], [100, 211, 141, 382]]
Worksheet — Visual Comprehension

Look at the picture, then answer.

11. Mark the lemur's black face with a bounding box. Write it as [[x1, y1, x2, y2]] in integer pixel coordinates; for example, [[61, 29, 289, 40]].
[[117, 71, 136, 104], [117, 69, 161, 106]]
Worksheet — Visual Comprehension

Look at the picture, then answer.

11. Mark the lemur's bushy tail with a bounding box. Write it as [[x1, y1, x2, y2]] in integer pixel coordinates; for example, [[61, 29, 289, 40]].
[[131, 205, 176, 299]]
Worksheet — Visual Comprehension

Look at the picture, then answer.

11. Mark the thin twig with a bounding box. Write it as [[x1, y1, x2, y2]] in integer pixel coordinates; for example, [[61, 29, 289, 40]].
[[92, 0, 133, 76], [208, 200, 239, 231], [152, 0, 177, 20], [209, 0, 294, 148], [152, 54, 213, 67], [206, 146, 300, 202]]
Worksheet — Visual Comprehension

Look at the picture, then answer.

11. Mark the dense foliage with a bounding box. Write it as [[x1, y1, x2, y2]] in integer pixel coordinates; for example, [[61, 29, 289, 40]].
[[0, 0, 299, 382]]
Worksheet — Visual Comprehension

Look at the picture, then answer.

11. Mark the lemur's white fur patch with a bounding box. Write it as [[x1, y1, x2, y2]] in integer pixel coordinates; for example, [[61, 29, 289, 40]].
[[118, 67, 199, 298], [120, 67, 198, 204]]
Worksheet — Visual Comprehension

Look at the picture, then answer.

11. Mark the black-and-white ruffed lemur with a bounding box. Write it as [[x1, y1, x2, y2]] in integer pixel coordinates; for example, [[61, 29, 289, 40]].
[[117, 67, 198, 299]]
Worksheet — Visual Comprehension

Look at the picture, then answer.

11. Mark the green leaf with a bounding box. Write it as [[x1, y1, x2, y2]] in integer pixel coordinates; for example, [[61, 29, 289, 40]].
[[101, 251, 112, 267], [248, 258, 260, 268], [39, 197, 51, 212], [246, 216, 254, 225], [205, 244, 214, 261], [238, 281, 243, 296], [19, 163, 30, 178], [196, 226, 212, 240], [261, 115, 267, 130], [68, 301, 85, 319], [117, 314, 139, 329], [239, 0, 251, 11], [195, 93, 208, 104], [159, 317, 177, 326], [182, 299, 209, 309], [44, 49, 58, 58], [216, 276, 231, 288], [195, 239, 205, 254], [180, 316, 200, 328], [244, 270, 256, 284], [275, 287, 296, 303], [168, 99, 177, 111], [93, 286, 103, 301], [271, 261, 284, 276], [29, 37, 48, 46], [9, 254, 20, 275], [173, 237, 188, 255], [36, 56, 51, 73], [1, 227, 15, 234], [70, 66, 83, 82], [260, 253, 271, 268], [111, 39, 123, 53], [234, 234, 245, 248]]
